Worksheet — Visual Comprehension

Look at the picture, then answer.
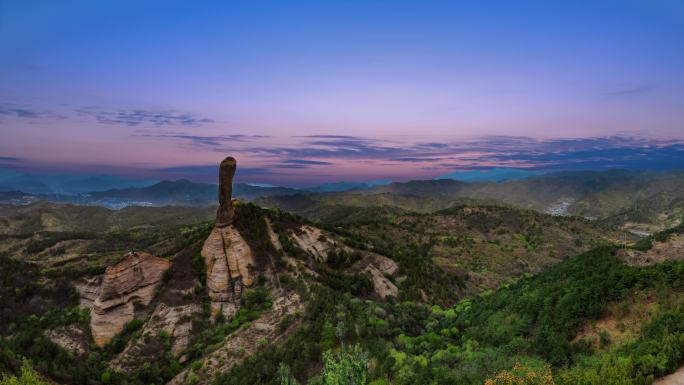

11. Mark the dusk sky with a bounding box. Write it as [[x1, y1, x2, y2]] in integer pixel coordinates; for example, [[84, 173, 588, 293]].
[[1, 0, 683, 186]]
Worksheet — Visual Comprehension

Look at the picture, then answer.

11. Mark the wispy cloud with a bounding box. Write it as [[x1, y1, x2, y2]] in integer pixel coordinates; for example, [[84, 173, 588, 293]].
[[604, 85, 655, 96], [135, 131, 267, 151], [281, 159, 334, 165], [0, 103, 65, 121], [55, 133, 678, 186], [147, 130, 684, 172], [390, 157, 443, 162], [77, 107, 215, 127]]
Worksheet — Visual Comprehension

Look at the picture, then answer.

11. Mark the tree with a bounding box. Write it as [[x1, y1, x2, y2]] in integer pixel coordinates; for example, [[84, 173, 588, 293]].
[[278, 363, 299, 385], [321, 345, 369, 385], [0, 359, 49, 385]]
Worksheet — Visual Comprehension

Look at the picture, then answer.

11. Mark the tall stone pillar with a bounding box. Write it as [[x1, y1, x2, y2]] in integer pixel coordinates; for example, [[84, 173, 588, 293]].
[[216, 156, 236, 227]]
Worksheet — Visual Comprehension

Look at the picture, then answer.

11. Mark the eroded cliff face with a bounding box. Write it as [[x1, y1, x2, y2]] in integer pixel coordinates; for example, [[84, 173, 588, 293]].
[[355, 254, 399, 299], [168, 291, 302, 385], [290, 225, 336, 261], [90, 252, 170, 346], [202, 223, 255, 317], [110, 302, 200, 372]]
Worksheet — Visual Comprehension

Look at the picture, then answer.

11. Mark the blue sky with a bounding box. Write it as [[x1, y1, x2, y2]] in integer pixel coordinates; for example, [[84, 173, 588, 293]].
[[1, 0, 683, 185]]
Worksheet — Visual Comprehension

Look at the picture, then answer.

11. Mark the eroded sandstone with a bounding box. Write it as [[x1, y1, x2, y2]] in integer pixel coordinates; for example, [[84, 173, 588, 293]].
[[290, 225, 338, 261], [90, 252, 170, 346], [167, 292, 302, 385], [203, 219, 255, 316], [110, 302, 200, 372], [216, 157, 237, 227], [355, 254, 399, 298]]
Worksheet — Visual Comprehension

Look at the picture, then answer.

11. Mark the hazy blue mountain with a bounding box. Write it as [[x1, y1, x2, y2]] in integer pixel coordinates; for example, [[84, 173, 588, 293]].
[[84, 179, 299, 206], [303, 179, 392, 193], [0, 168, 157, 194], [436, 167, 543, 182]]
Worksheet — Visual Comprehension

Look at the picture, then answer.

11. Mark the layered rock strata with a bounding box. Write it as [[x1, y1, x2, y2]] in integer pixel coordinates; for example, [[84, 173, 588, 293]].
[[203, 156, 255, 316], [90, 252, 170, 346], [202, 225, 254, 316], [167, 292, 302, 385]]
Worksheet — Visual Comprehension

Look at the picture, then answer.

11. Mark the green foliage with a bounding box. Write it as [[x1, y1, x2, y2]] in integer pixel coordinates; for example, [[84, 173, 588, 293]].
[[102, 318, 145, 356], [316, 269, 373, 297], [0, 359, 49, 385], [184, 288, 273, 363], [192, 251, 207, 287], [3, 198, 684, 385], [631, 223, 684, 251], [320, 345, 369, 385], [326, 250, 362, 269], [277, 363, 299, 385], [24, 232, 96, 254], [234, 203, 279, 259], [0, 253, 78, 334], [484, 363, 554, 385]]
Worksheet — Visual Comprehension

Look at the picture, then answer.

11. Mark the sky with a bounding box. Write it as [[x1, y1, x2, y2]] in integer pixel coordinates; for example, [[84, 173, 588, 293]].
[[1, 0, 683, 186]]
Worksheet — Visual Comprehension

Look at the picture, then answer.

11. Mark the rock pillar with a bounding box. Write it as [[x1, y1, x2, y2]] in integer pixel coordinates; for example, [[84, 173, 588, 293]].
[[216, 157, 236, 227]]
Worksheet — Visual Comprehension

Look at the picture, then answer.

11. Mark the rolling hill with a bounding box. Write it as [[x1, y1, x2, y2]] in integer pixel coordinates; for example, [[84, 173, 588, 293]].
[[258, 170, 684, 231]]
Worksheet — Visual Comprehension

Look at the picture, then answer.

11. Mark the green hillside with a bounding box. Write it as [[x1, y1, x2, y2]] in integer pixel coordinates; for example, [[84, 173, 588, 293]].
[[321, 204, 622, 303], [0, 202, 682, 385], [221, 225, 684, 385]]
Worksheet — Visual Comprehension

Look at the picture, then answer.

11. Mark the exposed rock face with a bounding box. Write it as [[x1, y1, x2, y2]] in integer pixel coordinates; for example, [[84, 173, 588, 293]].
[[655, 367, 684, 385], [110, 302, 200, 372], [45, 324, 90, 356], [74, 276, 102, 308], [355, 254, 399, 299], [216, 157, 237, 227], [167, 292, 302, 385], [90, 252, 170, 346], [202, 225, 255, 316], [290, 225, 338, 261], [202, 157, 257, 316]]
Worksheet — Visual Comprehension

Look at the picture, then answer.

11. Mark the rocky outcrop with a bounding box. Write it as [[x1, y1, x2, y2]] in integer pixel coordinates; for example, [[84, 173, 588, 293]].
[[216, 157, 237, 227], [201, 157, 258, 316], [355, 254, 399, 299], [74, 276, 102, 308], [45, 324, 90, 356], [290, 225, 339, 261], [110, 302, 200, 372], [90, 252, 170, 346], [203, 225, 255, 316], [167, 292, 302, 385]]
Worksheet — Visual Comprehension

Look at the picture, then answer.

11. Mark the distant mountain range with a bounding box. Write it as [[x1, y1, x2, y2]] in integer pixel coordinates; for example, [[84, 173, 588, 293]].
[[0, 166, 545, 196], [436, 167, 543, 182], [0, 179, 299, 209], [301, 179, 392, 193], [0, 168, 156, 194], [3, 168, 684, 233]]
